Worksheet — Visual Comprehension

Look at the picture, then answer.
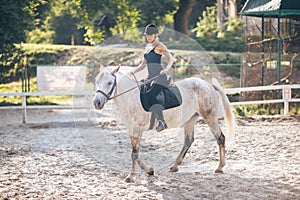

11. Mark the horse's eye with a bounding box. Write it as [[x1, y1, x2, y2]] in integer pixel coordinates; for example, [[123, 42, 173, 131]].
[[108, 81, 112, 85]]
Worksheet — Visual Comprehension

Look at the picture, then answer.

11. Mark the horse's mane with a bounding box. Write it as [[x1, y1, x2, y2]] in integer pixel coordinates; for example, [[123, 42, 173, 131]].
[[116, 71, 137, 89]]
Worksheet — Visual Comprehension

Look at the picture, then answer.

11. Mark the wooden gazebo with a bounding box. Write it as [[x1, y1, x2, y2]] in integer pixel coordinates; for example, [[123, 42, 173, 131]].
[[240, 0, 300, 88]]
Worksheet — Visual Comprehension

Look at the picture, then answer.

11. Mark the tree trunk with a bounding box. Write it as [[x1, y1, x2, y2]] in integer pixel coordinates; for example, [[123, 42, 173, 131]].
[[217, 0, 224, 29], [218, 0, 237, 28], [228, 0, 237, 18], [174, 0, 196, 35]]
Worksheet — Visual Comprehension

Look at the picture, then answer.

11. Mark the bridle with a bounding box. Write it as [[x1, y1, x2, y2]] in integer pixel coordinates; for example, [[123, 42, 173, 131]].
[[95, 73, 117, 101]]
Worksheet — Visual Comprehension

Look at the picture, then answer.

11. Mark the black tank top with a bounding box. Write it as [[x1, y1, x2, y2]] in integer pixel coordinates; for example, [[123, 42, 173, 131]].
[[144, 48, 162, 78], [144, 46, 168, 86]]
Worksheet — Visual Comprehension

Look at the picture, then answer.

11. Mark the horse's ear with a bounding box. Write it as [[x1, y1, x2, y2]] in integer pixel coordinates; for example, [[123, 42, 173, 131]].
[[97, 64, 103, 73], [112, 64, 121, 74]]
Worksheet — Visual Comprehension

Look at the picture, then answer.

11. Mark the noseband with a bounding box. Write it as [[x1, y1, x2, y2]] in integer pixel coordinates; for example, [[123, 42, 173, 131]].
[[96, 73, 117, 101]]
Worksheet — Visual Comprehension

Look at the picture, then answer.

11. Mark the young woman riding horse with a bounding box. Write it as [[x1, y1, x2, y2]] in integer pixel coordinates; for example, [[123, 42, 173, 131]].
[[131, 23, 174, 132], [93, 25, 236, 183]]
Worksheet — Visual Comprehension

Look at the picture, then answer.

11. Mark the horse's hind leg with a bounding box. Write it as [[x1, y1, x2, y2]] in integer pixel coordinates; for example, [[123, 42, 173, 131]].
[[125, 135, 154, 183], [205, 117, 226, 173], [216, 130, 225, 173], [170, 113, 199, 172]]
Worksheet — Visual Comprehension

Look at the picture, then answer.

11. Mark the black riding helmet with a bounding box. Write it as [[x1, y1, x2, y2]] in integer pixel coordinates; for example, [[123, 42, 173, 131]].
[[144, 23, 159, 35]]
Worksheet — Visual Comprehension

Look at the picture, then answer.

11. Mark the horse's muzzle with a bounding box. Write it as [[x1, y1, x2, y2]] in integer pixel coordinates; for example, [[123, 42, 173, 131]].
[[94, 104, 103, 110], [93, 98, 104, 110]]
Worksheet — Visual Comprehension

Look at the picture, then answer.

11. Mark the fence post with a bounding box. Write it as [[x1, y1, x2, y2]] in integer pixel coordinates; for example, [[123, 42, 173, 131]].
[[282, 86, 291, 116], [86, 94, 91, 122], [22, 94, 27, 123]]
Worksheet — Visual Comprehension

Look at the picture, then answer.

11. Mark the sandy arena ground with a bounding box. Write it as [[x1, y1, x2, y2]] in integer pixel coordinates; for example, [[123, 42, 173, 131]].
[[0, 106, 299, 199]]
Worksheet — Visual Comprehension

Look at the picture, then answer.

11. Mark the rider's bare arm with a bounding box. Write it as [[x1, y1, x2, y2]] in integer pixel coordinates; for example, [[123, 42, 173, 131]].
[[131, 57, 147, 75], [156, 43, 174, 75]]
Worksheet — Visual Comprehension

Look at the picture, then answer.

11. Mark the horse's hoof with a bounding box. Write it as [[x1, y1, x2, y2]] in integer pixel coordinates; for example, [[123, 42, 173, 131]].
[[169, 166, 178, 172], [147, 168, 154, 176], [215, 169, 223, 173], [124, 175, 134, 183]]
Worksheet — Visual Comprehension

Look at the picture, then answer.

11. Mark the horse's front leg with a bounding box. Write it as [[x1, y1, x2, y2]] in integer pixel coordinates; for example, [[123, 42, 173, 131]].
[[124, 135, 154, 183]]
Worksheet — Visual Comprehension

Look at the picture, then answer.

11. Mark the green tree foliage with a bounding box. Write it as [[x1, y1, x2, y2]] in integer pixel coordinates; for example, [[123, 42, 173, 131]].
[[192, 5, 245, 52], [82, 0, 176, 44], [2, 0, 249, 47], [192, 6, 218, 38], [109, 0, 140, 42], [135, 0, 177, 26], [0, 0, 40, 83], [79, 0, 114, 44], [223, 16, 245, 38], [25, 0, 54, 44], [192, 6, 245, 39], [24, 0, 226, 45], [26, 0, 85, 45], [0, 0, 38, 53]]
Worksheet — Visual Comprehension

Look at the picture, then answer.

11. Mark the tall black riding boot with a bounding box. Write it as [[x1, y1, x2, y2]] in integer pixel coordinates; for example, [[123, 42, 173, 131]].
[[155, 90, 167, 132], [149, 104, 167, 132], [148, 111, 156, 130], [156, 110, 167, 132]]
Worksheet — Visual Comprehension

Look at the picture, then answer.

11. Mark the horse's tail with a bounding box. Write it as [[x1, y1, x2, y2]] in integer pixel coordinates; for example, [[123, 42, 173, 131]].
[[211, 78, 236, 141]]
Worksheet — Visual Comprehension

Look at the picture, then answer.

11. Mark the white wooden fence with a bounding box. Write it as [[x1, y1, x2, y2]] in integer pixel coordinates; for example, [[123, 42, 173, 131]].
[[0, 84, 300, 123], [0, 91, 93, 123], [225, 84, 300, 116]]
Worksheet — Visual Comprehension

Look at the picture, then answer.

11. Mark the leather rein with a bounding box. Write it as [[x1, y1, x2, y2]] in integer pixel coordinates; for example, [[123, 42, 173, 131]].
[[95, 73, 161, 101]]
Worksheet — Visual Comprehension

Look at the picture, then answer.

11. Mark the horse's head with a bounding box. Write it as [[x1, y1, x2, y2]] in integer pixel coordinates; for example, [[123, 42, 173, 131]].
[[93, 65, 120, 110]]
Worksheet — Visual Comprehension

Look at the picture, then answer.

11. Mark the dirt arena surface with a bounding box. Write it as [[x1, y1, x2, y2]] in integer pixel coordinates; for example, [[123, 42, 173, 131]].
[[0, 108, 299, 199]]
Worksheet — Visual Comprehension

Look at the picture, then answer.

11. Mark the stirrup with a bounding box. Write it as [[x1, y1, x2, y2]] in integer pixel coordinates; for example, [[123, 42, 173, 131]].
[[156, 120, 167, 132]]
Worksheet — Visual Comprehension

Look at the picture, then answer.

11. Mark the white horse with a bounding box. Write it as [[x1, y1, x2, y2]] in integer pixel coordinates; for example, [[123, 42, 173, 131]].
[[93, 65, 236, 183]]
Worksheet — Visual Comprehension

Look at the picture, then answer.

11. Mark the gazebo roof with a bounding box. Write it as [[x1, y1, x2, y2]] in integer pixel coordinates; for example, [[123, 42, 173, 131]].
[[241, 0, 300, 17]]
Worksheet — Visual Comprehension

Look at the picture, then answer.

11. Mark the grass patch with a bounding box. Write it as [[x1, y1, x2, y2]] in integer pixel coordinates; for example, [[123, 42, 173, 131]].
[[0, 78, 72, 106], [233, 103, 300, 116]]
